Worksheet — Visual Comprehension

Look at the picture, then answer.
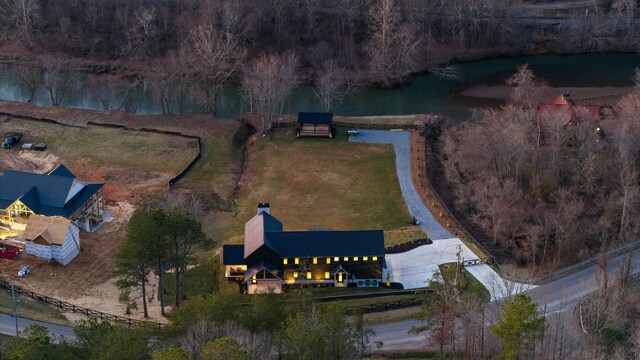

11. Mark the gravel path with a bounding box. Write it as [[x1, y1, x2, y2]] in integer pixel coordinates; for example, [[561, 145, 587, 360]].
[[350, 130, 453, 240]]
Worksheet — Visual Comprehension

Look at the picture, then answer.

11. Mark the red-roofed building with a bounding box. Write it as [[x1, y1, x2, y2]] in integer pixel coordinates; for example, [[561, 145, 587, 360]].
[[537, 92, 600, 128]]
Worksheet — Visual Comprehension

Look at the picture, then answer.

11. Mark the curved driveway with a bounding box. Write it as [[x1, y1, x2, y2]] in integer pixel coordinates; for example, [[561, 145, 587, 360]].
[[351, 130, 526, 298], [351, 130, 452, 240]]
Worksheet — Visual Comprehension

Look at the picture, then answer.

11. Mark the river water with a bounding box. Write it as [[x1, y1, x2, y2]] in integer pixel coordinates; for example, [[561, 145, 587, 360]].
[[0, 52, 638, 121]]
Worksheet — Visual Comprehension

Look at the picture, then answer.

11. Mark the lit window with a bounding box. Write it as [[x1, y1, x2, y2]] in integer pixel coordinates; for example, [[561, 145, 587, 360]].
[[251, 274, 257, 284], [306, 272, 312, 279], [343, 257, 348, 261], [293, 272, 298, 278], [363, 256, 368, 261], [313, 257, 317, 264], [353, 257, 359, 261], [326, 258, 331, 264], [372, 256, 378, 261], [283, 258, 288, 265], [338, 273, 343, 282], [295, 258, 299, 264], [334, 257, 339, 262], [324, 271, 330, 279]]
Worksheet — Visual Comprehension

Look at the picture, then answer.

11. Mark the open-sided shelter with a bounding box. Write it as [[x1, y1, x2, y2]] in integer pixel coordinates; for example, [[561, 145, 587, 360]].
[[296, 112, 335, 139]]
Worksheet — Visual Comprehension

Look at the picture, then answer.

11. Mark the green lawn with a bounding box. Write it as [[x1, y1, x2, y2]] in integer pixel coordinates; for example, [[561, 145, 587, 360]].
[[0, 287, 71, 326], [210, 127, 411, 243], [438, 263, 490, 303], [0, 118, 198, 174]]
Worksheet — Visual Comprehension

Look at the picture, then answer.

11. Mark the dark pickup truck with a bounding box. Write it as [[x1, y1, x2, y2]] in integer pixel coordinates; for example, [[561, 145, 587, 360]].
[[2, 133, 22, 149]]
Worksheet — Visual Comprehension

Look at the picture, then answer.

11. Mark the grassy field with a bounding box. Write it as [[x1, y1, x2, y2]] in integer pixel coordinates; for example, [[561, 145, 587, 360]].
[[0, 117, 198, 174], [210, 127, 411, 243], [0, 287, 71, 326], [438, 263, 490, 303], [384, 227, 427, 246]]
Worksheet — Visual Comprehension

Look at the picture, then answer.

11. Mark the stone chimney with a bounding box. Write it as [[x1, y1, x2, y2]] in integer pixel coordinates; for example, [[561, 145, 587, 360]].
[[257, 203, 270, 215]]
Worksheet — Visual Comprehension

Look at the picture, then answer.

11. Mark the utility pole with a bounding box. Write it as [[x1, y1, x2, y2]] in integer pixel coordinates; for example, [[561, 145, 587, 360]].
[[11, 284, 19, 336], [454, 244, 462, 294]]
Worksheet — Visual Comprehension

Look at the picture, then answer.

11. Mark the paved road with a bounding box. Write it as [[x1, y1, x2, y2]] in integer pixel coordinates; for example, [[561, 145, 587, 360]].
[[371, 248, 640, 351], [351, 130, 453, 240], [0, 313, 75, 342]]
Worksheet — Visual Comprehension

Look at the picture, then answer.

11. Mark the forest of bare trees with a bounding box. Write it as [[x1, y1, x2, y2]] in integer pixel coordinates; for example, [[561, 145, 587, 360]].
[[0, 0, 637, 85], [1, 1, 638, 131], [434, 65, 640, 272]]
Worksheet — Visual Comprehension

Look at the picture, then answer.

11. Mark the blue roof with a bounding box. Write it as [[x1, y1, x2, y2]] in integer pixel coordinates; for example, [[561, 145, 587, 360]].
[[223, 245, 245, 265], [266, 230, 385, 258], [48, 164, 76, 178], [0, 165, 103, 217], [298, 112, 333, 125]]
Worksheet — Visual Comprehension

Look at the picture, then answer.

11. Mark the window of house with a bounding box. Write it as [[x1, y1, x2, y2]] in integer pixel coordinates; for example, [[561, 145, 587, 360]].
[[283, 258, 288, 265], [293, 272, 298, 278], [251, 274, 257, 284], [334, 257, 339, 262], [295, 258, 299, 264], [343, 257, 348, 261], [353, 257, 359, 261], [324, 271, 330, 279], [338, 273, 343, 282], [306, 272, 312, 279], [313, 257, 317, 264], [326, 258, 331, 264], [372, 256, 378, 261], [363, 256, 368, 261]]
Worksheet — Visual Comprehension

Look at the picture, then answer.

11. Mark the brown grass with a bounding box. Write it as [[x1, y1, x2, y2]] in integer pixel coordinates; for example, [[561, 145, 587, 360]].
[[209, 127, 411, 243]]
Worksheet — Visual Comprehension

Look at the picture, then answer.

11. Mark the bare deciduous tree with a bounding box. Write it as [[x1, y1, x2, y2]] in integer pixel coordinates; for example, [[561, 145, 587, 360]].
[[41, 54, 76, 106], [186, 7, 247, 116], [13, 64, 41, 102], [366, 0, 421, 86], [0, 0, 39, 48], [241, 52, 299, 134], [506, 64, 545, 109], [312, 61, 357, 112]]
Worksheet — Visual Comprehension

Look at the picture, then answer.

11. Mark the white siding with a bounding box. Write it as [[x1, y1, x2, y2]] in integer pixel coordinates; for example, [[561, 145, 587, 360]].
[[24, 224, 80, 266]]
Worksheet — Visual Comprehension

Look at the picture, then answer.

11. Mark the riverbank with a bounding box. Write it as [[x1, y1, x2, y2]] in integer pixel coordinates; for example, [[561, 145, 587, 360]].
[[461, 84, 634, 106]]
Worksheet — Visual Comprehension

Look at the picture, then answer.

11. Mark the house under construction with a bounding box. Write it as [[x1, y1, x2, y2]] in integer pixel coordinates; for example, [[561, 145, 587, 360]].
[[0, 164, 104, 234]]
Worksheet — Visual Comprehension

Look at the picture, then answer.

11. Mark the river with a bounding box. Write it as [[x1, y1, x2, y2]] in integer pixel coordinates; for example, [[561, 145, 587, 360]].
[[0, 52, 638, 122]]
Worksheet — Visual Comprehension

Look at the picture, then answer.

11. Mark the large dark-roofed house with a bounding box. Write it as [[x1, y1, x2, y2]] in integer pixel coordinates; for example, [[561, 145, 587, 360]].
[[296, 112, 335, 139], [224, 203, 386, 293], [0, 164, 105, 232]]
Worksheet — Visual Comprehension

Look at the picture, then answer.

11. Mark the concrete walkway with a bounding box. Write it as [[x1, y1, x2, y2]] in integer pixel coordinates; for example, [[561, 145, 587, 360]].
[[351, 130, 533, 299]]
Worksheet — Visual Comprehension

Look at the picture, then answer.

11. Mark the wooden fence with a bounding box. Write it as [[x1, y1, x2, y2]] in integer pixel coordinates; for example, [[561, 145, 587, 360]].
[[420, 129, 497, 266], [0, 278, 166, 329], [86, 121, 202, 187]]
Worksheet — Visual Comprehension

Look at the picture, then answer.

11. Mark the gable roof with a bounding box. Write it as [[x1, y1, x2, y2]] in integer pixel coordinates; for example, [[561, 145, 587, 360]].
[[266, 230, 385, 258], [298, 112, 333, 125], [48, 164, 76, 178], [243, 211, 283, 259], [23, 214, 74, 246], [537, 94, 600, 127], [0, 165, 103, 217]]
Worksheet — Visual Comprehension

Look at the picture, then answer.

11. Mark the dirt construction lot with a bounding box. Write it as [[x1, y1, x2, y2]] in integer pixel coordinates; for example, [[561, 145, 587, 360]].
[[0, 115, 202, 321]]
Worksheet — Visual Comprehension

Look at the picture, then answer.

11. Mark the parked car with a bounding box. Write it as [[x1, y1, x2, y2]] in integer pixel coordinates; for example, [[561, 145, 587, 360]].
[[348, 128, 359, 136], [17, 264, 29, 278], [3, 133, 23, 149]]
